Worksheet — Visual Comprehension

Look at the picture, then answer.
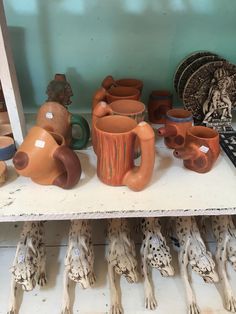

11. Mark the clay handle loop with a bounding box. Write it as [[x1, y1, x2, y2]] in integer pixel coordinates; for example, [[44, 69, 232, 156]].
[[53, 146, 81, 189], [157, 125, 177, 137], [122, 122, 155, 191], [92, 88, 107, 110], [101, 75, 116, 90]]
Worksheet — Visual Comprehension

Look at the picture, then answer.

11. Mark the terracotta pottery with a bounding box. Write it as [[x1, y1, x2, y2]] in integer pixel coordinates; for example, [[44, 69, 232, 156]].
[[92, 100, 145, 157], [102, 75, 143, 92], [92, 87, 107, 110], [13, 126, 81, 189], [0, 82, 6, 112], [106, 86, 140, 104], [46, 73, 73, 107], [0, 111, 10, 124], [0, 124, 13, 137], [173, 126, 220, 173], [148, 90, 173, 124], [94, 115, 155, 191], [0, 161, 7, 185], [36, 101, 90, 150], [157, 108, 193, 149], [0, 136, 15, 160]]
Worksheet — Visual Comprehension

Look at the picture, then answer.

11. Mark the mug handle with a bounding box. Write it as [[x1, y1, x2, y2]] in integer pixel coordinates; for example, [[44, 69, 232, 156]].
[[122, 122, 155, 191], [53, 145, 81, 189], [92, 88, 107, 110], [70, 114, 90, 150]]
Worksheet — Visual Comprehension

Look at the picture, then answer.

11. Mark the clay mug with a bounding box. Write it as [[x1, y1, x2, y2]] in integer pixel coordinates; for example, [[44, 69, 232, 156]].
[[0, 111, 10, 124], [148, 90, 172, 124], [173, 126, 220, 173], [106, 86, 140, 104], [102, 75, 143, 92], [94, 115, 155, 191], [0, 124, 13, 137], [92, 99, 146, 157], [13, 126, 81, 189], [0, 83, 6, 112], [0, 136, 15, 160], [0, 161, 7, 185], [36, 101, 90, 150], [157, 108, 193, 149]]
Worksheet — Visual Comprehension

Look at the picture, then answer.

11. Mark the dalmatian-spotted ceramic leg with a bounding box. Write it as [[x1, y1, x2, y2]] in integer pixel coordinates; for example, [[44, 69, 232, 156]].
[[7, 276, 19, 314], [38, 244, 47, 287], [108, 263, 123, 314], [216, 239, 236, 312], [141, 254, 157, 310], [179, 244, 200, 314], [61, 266, 71, 314]]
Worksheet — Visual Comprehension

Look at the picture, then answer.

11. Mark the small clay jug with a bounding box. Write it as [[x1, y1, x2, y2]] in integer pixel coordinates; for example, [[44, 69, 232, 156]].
[[148, 90, 172, 124], [0, 161, 7, 185], [102, 75, 143, 92], [36, 101, 90, 150], [157, 108, 193, 149], [94, 115, 155, 191], [13, 126, 81, 189], [0, 136, 15, 160], [92, 100, 145, 157], [173, 126, 220, 173]]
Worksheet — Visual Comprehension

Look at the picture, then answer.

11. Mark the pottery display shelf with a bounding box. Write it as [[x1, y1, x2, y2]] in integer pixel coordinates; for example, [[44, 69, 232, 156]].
[[0, 113, 235, 222]]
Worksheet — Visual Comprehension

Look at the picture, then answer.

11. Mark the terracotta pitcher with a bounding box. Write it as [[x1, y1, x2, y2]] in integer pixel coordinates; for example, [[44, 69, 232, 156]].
[[148, 90, 172, 124], [157, 108, 193, 149], [102, 75, 143, 92], [13, 126, 81, 189], [94, 115, 155, 191], [36, 101, 90, 150], [173, 126, 220, 173]]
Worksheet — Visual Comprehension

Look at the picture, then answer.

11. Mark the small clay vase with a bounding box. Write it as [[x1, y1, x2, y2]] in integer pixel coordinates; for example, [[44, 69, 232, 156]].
[[0, 161, 7, 185], [102, 75, 143, 92], [94, 115, 155, 191], [36, 101, 90, 150], [173, 126, 220, 173], [106, 86, 140, 104], [0, 111, 10, 124], [0, 136, 15, 160], [0, 124, 13, 137], [157, 108, 193, 149], [13, 126, 81, 189], [148, 90, 172, 124]]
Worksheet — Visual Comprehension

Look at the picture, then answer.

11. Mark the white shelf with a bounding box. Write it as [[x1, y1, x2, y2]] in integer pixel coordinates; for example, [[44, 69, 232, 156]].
[[0, 131, 235, 222]]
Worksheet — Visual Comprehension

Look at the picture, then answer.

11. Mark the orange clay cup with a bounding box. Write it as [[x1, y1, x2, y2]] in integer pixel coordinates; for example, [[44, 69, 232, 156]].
[[173, 126, 220, 173], [106, 86, 140, 104], [102, 75, 143, 92], [148, 90, 172, 124], [13, 126, 81, 189], [94, 115, 155, 191], [157, 108, 193, 149]]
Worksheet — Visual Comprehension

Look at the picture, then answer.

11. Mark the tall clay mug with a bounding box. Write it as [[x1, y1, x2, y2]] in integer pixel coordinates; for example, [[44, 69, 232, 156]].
[[94, 115, 155, 191], [92, 100, 145, 157], [13, 126, 81, 189], [36, 102, 90, 150], [148, 90, 172, 124], [157, 108, 193, 149], [102, 75, 143, 92], [173, 126, 220, 173]]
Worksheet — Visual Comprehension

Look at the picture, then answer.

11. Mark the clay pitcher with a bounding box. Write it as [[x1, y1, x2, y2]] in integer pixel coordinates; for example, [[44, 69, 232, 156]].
[[94, 115, 155, 191], [13, 126, 81, 189], [173, 126, 220, 173], [157, 108, 193, 149], [36, 101, 90, 150]]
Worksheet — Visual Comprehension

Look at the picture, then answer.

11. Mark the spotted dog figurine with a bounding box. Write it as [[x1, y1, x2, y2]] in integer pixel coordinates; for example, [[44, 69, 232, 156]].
[[106, 218, 139, 314], [175, 216, 218, 314], [61, 220, 95, 314], [8, 221, 47, 314], [140, 217, 174, 310], [211, 215, 236, 312]]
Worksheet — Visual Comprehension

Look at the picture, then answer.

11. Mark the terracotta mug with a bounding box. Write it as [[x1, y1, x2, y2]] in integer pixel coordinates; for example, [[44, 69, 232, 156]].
[[36, 101, 90, 150], [0, 136, 15, 160], [157, 108, 193, 149], [0, 124, 13, 137], [0, 82, 6, 112], [173, 126, 220, 173], [13, 126, 81, 189], [94, 115, 155, 191], [148, 90, 172, 124], [92, 99, 145, 157], [106, 86, 140, 104], [0, 111, 10, 124], [102, 75, 143, 92]]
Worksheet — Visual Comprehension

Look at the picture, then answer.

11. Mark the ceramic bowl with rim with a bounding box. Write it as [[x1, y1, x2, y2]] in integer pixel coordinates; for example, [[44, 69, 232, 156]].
[[0, 161, 7, 185], [0, 136, 15, 160]]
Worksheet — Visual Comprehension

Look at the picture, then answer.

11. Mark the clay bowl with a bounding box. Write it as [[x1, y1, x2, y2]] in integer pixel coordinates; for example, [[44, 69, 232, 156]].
[[0, 161, 7, 185], [106, 86, 140, 103], [0, 111, 10, 124], [115, 78, 143, 92], [0, 124, 13, 137], [0, 136, 15, 160]]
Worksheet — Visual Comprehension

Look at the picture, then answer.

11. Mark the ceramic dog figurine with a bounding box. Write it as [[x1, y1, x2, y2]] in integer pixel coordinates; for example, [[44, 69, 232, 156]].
[[106, 218, 139, 314], [8, 222, 47, 314], [140, 217, 174, 310], [61, 220, 95, 314], [211, 215, 236, 312]]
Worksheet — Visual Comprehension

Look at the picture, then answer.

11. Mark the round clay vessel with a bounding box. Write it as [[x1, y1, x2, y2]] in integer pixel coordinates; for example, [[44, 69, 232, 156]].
[[148, 90, 172, 124], [102, 75, 143, 92], [173, 126, 220, 173], [0, 111, 10, 124], [13, 126, 81, 189], [157, 108, 193, 149], [0, 161, 7, 185], [94, 115, 155, 191], [0, 136, 15, 160], [0, 124, 12, 137], [106, 86, 140, 103]]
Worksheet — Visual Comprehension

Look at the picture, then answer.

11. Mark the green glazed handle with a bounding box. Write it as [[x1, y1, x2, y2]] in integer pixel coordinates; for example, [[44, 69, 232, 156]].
[[70, 114, 90, 150]]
